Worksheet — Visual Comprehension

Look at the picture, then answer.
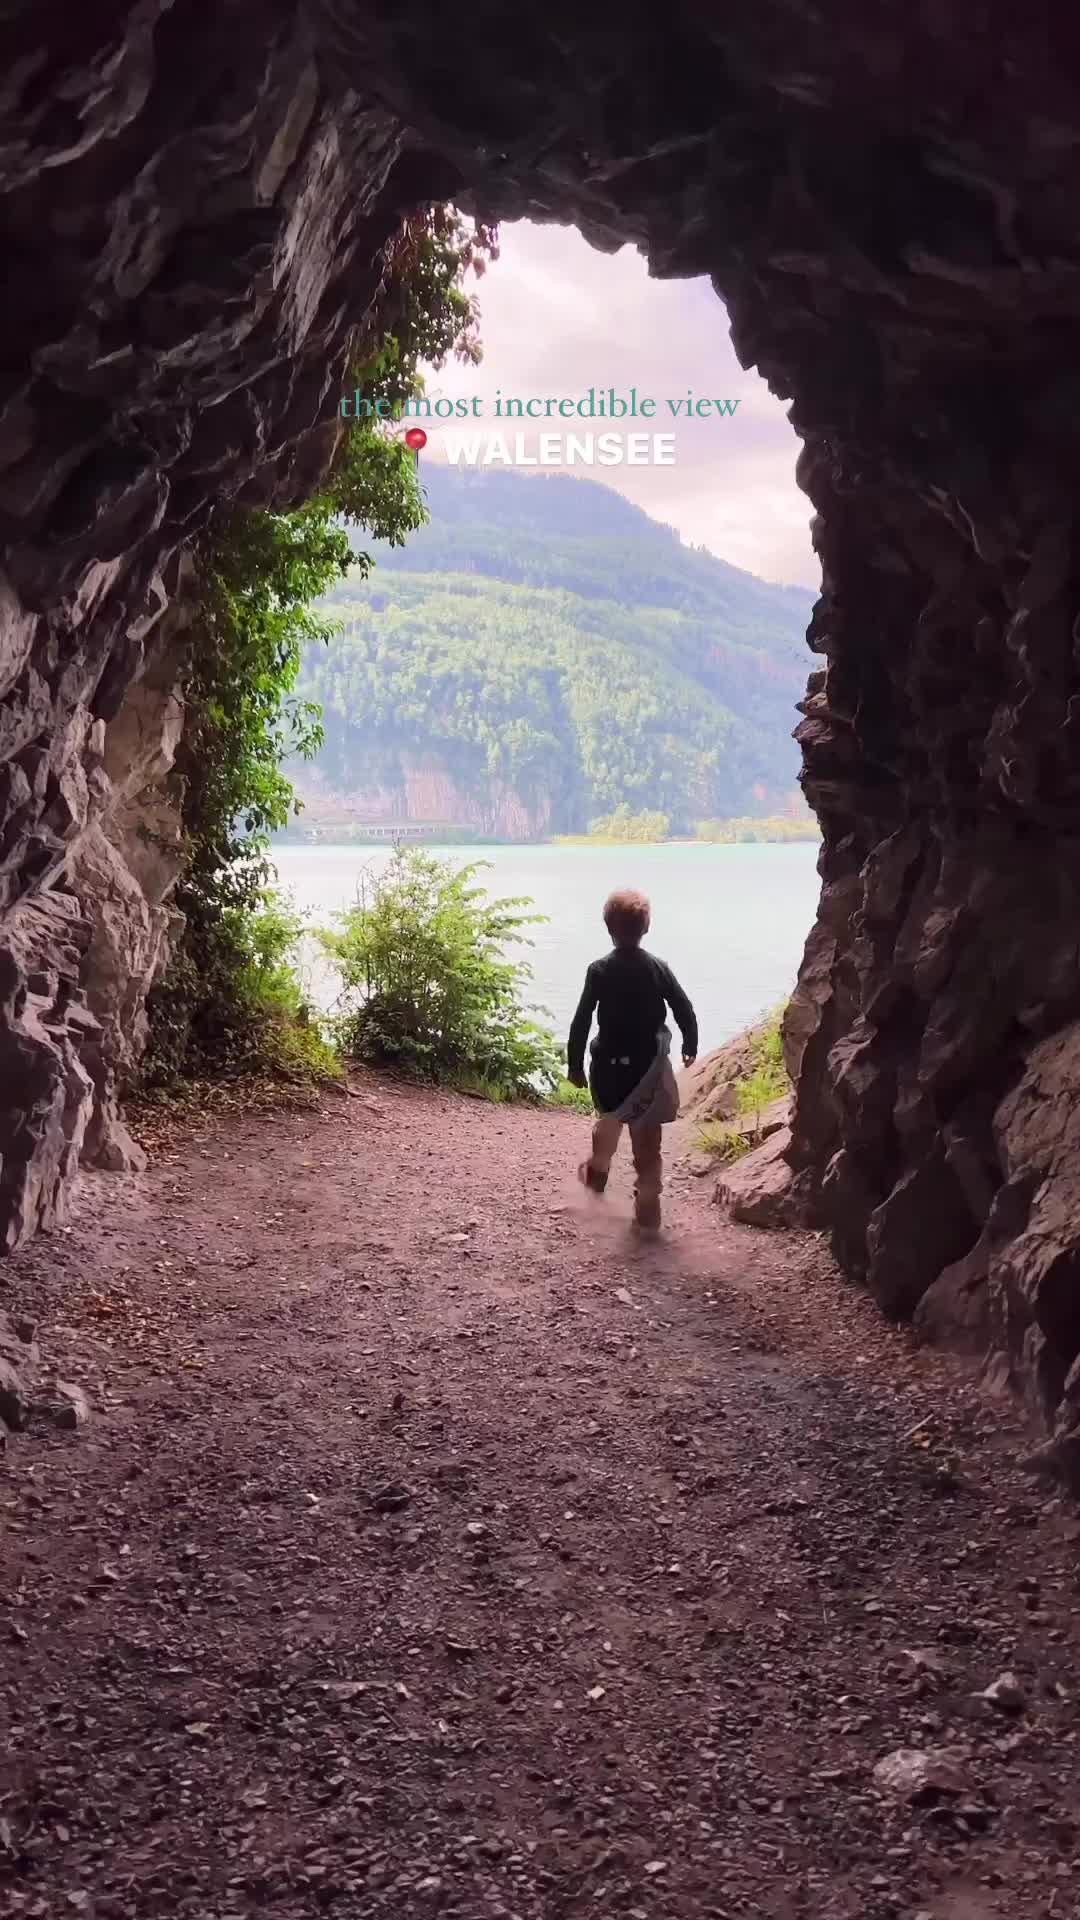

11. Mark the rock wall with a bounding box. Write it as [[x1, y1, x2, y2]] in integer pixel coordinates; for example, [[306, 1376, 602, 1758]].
[[64, 576, 192, 1162], [781, 378, 1080, 1482], [0, 577, 192, 1245], [4, 2, 1080, 1472], [0, 2, 414, 1248]]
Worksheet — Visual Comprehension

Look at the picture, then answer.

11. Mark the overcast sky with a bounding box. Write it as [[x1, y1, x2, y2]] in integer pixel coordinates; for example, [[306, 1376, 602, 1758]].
[[418, 221, 818, 590]]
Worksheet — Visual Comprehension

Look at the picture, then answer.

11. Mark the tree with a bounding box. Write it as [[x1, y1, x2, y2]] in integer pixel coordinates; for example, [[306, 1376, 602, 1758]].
[[141, 210, 498, 1085], [587, 805, 671, 842]]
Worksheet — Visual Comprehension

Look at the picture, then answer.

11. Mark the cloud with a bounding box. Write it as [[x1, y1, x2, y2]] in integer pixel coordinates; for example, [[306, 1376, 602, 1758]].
[[418, 222, 818, 589]]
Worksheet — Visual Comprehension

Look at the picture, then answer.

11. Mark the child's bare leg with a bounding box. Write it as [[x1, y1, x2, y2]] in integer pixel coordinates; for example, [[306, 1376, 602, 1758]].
[[630, 1122, 663, 1228], [580, 1114, 622, 1193]]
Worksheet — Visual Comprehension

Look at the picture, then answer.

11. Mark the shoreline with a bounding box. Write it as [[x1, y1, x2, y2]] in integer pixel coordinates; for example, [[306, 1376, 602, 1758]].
[[272, 827, 821, 850]]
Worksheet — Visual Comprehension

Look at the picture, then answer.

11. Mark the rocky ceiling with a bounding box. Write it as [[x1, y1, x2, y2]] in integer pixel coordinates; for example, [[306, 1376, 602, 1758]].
[[3, 0, 1080, 1479]]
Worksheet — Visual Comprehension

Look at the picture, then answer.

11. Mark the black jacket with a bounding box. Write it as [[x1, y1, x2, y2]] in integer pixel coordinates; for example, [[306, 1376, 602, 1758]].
[[567, 947, 698, 1113]]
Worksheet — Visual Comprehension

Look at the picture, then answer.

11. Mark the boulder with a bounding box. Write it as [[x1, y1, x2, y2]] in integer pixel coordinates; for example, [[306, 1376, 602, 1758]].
[[714, 1126, 800, 1229], [674, 1033, 790, 1170], [872, 1747, 971, 1804], [34, 1381, 92, 1431], [0, 1308, 38, 1428], [0, 1354, 29, 1431], [0, 1308, 38, 1371], [0, 1314, 91, 1435], [677, 1027, 763, 1129]]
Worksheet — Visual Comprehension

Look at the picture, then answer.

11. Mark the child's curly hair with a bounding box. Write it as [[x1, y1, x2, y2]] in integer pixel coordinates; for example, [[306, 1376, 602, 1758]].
[[603, 888, 651, 945]]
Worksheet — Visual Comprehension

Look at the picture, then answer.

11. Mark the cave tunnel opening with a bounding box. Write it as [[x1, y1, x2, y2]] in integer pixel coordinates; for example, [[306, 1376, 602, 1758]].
[[277, 212, 821, 1073], [2, 1, 1080, 1469]]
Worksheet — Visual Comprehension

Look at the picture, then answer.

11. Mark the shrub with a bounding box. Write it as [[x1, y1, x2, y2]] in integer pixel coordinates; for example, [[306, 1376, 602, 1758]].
[[142, 889, 338, 1087], [695, 1119, 748, 1162], [548, 1077, 594, 1115], [319, 848, 562, 1100]]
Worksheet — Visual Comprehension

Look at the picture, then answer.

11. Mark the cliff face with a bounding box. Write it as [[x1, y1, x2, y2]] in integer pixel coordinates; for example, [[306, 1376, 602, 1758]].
[[291, 758, 553, 841], [0, 5, 410, 1245], [298, 464, 813, 833], [5, 2, 1080, 1475]]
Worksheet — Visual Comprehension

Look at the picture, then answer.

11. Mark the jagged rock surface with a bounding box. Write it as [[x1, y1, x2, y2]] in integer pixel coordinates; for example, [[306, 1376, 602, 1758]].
[[3, 2, 1080, 1472], [0, 4, 413, 1247], [714, 1127, 799, 1230], [0, 1307, 90, 1437], [0, 1309, 37, 1430], [64, 578, 192, 1169]]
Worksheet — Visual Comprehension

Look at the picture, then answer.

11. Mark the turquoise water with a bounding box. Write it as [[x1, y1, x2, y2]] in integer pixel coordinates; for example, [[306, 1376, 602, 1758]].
[[271, 840, 821, 1054]]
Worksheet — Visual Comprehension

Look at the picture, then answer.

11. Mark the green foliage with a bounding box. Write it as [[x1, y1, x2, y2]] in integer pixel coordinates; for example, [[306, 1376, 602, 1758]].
[[144, 890, 338, 1085], [328, 210, 496, 552], [142, 209, 494, 1088], [290, 466, 814, 838], [756, 1007, 787, 1082], [695, 814, 819, 843], [318, 849, 562, 1100], [735, 1064, 784, 1130], [379, 208, 496, 376], [586, 804, 671, 842], [548, 1078, 595, 1115], [179, 510, 341, 892], [139, 501, 352, 1088], [694, 1120, 748, 1163], [328, 413, 426, 552]]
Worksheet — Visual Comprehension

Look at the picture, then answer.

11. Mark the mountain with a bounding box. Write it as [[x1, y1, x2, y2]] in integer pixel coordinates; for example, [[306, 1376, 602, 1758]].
[[289, 467, 816, 840]]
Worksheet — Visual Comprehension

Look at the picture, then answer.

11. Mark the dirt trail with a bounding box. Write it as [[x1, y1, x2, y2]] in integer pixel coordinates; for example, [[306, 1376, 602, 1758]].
[[2, 1078, 1079, 1920]]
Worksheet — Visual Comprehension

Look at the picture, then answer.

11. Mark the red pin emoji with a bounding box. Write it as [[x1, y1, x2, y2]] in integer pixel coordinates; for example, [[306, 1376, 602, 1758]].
[[404, 427, 427, 467]]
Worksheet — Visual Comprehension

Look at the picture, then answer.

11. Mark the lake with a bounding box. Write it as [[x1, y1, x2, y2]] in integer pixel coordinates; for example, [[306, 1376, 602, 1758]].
[[270, 841, 822, 1055]]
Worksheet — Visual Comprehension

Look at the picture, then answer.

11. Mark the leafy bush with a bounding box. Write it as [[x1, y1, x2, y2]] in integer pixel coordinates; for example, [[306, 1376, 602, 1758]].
[[319, 849, 562, 1099], [143, 890, 338, 1086]]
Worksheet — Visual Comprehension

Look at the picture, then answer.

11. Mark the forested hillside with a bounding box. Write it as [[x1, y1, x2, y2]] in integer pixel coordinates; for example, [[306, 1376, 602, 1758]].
[[290, 468, 815, 839]]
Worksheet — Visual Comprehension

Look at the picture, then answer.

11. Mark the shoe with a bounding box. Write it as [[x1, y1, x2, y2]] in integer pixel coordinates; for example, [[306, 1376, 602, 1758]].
[[633, 1198, 661, 1232], [578, 1161, 608, 1194]]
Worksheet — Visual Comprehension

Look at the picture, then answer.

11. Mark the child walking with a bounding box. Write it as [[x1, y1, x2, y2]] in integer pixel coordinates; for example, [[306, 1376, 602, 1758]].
[[567, 888, 698, 1231]]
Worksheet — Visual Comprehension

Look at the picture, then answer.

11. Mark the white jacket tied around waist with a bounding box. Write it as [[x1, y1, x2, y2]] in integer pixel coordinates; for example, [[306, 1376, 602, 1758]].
[[593, 1025, 680, 1128]]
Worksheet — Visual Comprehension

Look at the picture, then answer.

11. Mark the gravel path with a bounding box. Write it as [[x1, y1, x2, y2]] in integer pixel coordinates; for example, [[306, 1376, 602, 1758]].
[[2, 1076, 1079, 1920]]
